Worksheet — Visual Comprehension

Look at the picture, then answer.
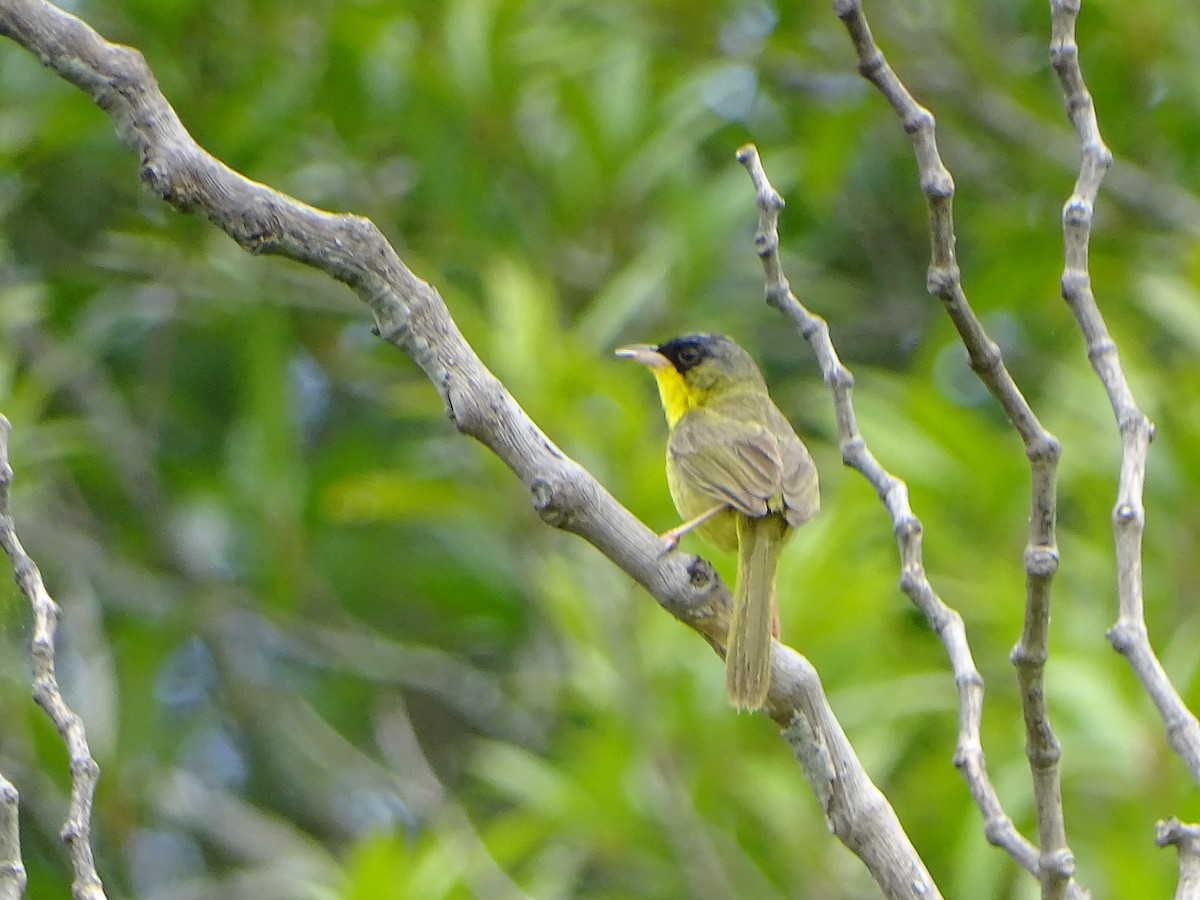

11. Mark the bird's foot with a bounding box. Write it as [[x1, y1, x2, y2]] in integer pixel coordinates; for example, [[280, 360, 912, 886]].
[[656, 531, 682, 558]]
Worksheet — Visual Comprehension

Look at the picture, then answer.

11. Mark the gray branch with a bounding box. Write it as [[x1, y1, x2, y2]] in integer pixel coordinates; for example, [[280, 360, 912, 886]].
[[1157, 819, 1200, 900], [1046, 0, 1200, 789], [828, 2, 1084, 896], [0, 0, 939, 895], [737, 147, 956, 897], [0, 771, 24, 900], [0, 416, 106, 900], [737, 139, 1061, 893]]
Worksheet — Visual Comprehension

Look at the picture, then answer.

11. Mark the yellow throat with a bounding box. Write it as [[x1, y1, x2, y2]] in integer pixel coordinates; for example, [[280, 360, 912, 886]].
[[650, 364, 696, 427]]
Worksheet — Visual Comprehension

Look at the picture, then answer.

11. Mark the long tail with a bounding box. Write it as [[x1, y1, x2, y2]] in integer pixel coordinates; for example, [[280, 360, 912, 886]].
[[727, 513, 787, 711]]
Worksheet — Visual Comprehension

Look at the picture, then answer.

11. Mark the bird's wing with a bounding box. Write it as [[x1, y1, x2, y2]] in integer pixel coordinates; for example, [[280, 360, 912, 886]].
[[671, 399, 821, 527], [668, 414, 783, 519], [775, 408, 820, 528]]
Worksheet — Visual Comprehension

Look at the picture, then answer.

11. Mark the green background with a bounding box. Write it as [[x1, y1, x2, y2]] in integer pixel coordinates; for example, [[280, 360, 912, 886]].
[[3, 0, 1200, 897]]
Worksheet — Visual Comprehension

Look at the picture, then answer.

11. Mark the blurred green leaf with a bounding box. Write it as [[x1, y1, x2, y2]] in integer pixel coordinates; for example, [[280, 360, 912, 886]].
[[4, 0, 1200, 897]]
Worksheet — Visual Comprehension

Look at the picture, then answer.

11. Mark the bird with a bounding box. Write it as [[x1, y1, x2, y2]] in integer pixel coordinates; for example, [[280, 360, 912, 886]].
[[616, 333, 819, 711]]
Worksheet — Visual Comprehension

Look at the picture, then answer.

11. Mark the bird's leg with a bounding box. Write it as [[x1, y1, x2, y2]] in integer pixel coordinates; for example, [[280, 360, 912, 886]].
[[658, 503, 728, 557]]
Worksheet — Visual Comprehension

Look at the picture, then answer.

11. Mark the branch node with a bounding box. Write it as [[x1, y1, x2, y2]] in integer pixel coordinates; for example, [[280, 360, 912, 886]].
[[1025, 734, 1063, 769], [1156, 817, 1200, 850], [896, 566, 924, 597], [765, 282, 791, 308], [1113, 502, 1139, 526], [1084, 142, 1114, 169], [839, 437, 865, 468], [831, 0, 857, 21], [754, 231, 776, 258], [1050, 0, 1082, 15], [1023, 545, 1060, 578], [823, 364, 853, 391], [530, 477, 570, 529], [966, 339, 1003, 376], [1060, 271, 1089, 302], [982, 814, 1015, 848], [904, 107, 934, 136], [857, 50, 885, 79], [893, 515, 922, 544], [1082, 338, 1115, 366], [1040, 848, 1076, 881], [1026, 435, 1062, 464], [686, 555, 717, 590], [1062, 198, 1091, 227], [1009, 642, 1046, 668], [1117, 412, 1149, 438], [920, 170, 955, 200], [956, 668, 984, 691], [925, 264, 960, 298], [71, 756, 100, 782], [1106, 620, 1142, 653], [1048, 42, 1078, 70]]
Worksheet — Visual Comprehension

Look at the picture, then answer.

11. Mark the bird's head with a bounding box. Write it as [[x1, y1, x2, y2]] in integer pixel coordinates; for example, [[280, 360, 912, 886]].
[[616, 333, 764, 424]]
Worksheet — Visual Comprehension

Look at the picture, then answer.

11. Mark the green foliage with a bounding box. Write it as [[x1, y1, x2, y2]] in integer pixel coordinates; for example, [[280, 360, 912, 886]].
[[3, 0, 1200, 897]]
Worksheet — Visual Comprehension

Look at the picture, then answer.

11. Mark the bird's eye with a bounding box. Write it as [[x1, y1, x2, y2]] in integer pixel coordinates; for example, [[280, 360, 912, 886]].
[[677, 345, 701, 367]]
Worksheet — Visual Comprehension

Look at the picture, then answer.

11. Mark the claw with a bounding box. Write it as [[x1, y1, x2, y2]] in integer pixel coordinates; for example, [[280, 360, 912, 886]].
[[657, 532, 681, 558], [652, 502, 728, 559]]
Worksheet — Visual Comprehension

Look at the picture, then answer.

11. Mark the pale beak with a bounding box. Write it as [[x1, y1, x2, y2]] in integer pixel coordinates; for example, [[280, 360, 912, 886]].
[[615, 344, 671, 369]]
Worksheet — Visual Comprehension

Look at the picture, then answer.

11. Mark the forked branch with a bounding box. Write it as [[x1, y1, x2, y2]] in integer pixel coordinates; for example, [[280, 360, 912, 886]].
[[1157, 819, 1200, 899]]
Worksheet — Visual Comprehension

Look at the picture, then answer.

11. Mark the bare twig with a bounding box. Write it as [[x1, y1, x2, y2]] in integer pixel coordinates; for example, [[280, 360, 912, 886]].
[[0, 0, 937, 895], [739, 142, 1054, 889], [1047, 0, 1200, 787], [0, 416, 106, 900], [1157, 819, 1200, 900], [825, 2, 1084, 895], [0, 771, 25, 900]]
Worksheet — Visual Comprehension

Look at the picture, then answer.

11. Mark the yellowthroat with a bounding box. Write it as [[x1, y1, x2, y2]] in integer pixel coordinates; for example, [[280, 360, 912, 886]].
[[617, 334, 819, 710]]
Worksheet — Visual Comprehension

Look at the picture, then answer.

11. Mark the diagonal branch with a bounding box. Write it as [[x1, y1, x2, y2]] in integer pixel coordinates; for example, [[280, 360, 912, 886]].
[[0, 417, 107, 900], [828, 2, 1082, 896], [1047, 0, 1200, 784], [0, 0, 938, 895]]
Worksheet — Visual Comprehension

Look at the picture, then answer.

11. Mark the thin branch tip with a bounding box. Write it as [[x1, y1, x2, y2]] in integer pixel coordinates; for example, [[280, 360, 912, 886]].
[[1049, 0, 1200, 787], [0, 415, 107, 898]]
